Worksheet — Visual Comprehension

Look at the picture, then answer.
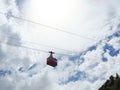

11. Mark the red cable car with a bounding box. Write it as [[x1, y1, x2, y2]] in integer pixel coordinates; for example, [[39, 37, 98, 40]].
[[47, 51, 57, 67]]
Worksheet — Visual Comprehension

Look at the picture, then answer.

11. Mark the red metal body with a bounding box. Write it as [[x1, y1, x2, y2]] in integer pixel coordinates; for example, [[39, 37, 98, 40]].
[[47, 58, 57, 67], [47, 51, 57, 67]]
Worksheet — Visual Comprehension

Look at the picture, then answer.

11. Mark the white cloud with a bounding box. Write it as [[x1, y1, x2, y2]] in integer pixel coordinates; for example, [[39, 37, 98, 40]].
[[0, 77, 15, 90], [0, 0, 120, 90], [108, 37, 120, 49]]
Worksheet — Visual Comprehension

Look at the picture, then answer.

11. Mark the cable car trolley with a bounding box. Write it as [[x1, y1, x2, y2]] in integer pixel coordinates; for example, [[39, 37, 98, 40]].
[[47, 51, 57, 67]]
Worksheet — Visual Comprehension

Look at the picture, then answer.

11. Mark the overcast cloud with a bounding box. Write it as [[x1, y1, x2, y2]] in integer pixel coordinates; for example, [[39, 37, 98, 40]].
[[0, 0, 120, 90]]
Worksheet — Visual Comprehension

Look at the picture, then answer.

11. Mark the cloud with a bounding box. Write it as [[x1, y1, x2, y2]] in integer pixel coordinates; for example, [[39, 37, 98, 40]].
[[15, 0, 24, 9], [0, 77, 15, 90], [18, 73, 53, 90], [16, 0, 120, 53], [0, 0, 120, 90]]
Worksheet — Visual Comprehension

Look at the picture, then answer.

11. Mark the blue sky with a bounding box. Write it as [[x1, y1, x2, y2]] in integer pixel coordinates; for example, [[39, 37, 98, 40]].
[[0, 0, 120, 90]]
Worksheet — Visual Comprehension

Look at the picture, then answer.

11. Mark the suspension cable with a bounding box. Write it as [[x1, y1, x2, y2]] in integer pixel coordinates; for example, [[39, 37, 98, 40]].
[[0, 40, 72, 56], [0, 30, 78, 53], [0, 12, 98, 42]]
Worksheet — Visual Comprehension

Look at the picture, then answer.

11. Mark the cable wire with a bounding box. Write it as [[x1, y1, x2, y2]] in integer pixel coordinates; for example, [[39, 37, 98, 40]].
[[0, 12, 98, 42], [0, 30, 77, 53], [0, 40, 72, 56]]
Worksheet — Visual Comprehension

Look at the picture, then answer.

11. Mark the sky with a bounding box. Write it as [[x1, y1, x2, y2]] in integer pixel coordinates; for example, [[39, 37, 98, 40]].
[[0, 0, 120, 90]]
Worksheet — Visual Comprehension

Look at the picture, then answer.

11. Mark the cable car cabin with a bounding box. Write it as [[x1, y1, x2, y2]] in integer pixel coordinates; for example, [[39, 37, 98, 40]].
[[47, 51, 57, 67]]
